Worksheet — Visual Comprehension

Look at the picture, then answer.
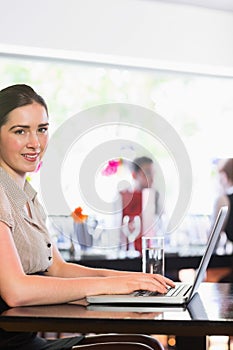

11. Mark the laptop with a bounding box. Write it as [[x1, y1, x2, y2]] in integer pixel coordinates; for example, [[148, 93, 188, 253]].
[[87, 206, 228, 306]]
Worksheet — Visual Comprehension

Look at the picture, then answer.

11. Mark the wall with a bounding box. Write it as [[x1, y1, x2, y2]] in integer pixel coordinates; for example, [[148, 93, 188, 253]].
[[0, 0, 233, 75]]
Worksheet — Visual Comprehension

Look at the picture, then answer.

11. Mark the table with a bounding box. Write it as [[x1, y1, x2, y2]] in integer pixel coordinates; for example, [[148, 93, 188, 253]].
[[1, 283, 232, 350]]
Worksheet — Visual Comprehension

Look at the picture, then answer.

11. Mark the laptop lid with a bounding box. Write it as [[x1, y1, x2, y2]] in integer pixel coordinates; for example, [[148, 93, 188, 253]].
[[87, 206, 228, 306], [187, 205, 228, 299]]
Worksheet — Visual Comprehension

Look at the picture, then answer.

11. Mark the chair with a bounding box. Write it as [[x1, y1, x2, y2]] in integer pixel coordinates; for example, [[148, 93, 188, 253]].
[[72, 334, 164, 350], [72, 342, 156, 349]]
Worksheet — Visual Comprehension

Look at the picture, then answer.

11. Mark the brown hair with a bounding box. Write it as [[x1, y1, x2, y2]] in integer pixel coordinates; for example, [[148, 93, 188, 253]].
[[132, 156, 153, 173], [218, 158, 233, 183], [0, 84, 48, 128]]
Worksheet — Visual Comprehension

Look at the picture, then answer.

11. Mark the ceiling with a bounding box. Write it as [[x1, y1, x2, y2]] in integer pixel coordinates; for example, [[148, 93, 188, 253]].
[[155, 0, 233, 12]]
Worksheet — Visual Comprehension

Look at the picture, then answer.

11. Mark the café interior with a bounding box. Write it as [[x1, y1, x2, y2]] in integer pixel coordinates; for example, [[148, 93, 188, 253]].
[[0, 0, 233, 349]]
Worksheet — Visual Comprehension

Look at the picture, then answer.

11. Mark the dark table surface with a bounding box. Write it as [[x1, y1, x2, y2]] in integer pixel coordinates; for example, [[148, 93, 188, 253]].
[[1, 283, 232, 350]]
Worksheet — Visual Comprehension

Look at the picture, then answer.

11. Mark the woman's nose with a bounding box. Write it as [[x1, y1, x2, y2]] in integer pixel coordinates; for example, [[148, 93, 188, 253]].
[[27, 132, 40, 149]]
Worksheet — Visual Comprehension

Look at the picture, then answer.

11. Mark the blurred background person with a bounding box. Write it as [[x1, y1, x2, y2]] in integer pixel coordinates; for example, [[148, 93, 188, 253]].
[[120, 156, 164, 253], [131, 156, 162, 215], [212, 158, 233, 240], [209, 158, 233, 282]]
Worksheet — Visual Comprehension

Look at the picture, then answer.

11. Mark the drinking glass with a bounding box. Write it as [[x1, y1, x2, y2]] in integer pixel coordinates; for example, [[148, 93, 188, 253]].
[[142, 236, 165, 275]]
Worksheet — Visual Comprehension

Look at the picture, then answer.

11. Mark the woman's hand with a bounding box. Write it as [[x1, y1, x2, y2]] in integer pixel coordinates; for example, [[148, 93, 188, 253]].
[[85, 273, 175, 297]]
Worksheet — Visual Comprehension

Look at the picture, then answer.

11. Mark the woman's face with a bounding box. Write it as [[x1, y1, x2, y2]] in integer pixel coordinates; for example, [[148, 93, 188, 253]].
[[0, 102, 49, 180], [134, 163, 155, 189]]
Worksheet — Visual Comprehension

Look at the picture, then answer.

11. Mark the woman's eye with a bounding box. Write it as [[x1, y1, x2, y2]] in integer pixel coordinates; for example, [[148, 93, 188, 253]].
[[38, 127, 48, 134], [15, 129, 25, 135]]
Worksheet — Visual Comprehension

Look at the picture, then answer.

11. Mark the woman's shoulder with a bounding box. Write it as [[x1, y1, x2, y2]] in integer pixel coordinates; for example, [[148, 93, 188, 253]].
[[0, 181, 10, 203], [0, 181, 14, 224]]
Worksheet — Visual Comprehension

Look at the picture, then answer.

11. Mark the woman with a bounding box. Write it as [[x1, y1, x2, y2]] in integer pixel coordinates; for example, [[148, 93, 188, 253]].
[[211, 158, 233, 282], [0, 84, 174, 350], [213, 159, 233, 240]]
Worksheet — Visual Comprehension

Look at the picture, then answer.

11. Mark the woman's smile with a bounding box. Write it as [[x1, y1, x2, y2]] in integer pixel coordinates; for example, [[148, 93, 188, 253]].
[[21, 152, 40, 162]]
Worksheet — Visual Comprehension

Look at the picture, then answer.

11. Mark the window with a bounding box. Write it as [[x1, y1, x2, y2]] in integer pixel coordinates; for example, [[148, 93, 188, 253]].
[[1, 54, 233, 221]]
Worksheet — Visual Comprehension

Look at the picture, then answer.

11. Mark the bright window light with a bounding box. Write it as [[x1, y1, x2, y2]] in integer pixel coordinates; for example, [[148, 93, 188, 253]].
[[1, 54, 232, 220]]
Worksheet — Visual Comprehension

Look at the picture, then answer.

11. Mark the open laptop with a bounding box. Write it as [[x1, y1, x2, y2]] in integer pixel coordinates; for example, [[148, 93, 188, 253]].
[[87, 206, 228, 306]]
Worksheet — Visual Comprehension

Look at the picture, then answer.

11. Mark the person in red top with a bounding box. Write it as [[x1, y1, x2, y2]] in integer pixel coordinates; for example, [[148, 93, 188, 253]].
[[121, 157, 162, 252]]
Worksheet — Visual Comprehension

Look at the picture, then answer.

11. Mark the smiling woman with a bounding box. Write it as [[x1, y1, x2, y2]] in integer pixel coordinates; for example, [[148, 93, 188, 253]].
[[0, 85, 49, 187], [0, 84, 172, 350]]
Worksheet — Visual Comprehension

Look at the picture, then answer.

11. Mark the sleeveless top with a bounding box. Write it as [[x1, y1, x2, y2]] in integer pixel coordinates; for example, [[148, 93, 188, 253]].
[[0, 167, 53, 273], [0, 167, 53, 349]]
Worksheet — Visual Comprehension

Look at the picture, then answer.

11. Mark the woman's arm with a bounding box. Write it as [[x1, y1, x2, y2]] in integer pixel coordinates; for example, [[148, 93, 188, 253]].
[[0, 222, 174, 308], [44, 245, 118, 278], [46, 244, 174, 282]]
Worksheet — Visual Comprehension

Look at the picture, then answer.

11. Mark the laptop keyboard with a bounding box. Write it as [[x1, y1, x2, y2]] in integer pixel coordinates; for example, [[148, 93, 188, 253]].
[[134, 284, 190, 297]]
